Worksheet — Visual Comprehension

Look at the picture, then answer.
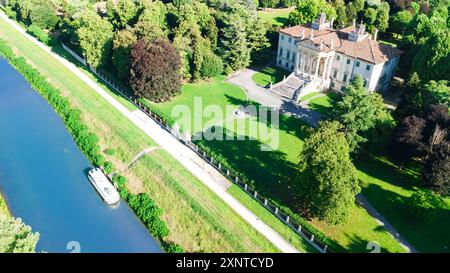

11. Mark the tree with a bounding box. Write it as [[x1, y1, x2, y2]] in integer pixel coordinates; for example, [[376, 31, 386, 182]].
[[406, 190, 445, 222], [288, 0, 337, 25], [374, 2, 390, 32], [363, 7, 377, 33], [389, 10, 413, 37], [332, 75, 393, 152], [76, 10, 114, 68], [393, 115, 426, 163], [201, 51, 224, 78], [219, 13, 251, 71], [9, 0, 59, 29], [332, 0, 347, 27], [129, 38, 182, 102], [259, 0, 280, 8], [112, 29, 137, 81], [0, 216, 40, 253], [106, 0, 138, 30], [298, 121, 360, 224], [423, 141, 450, 195]]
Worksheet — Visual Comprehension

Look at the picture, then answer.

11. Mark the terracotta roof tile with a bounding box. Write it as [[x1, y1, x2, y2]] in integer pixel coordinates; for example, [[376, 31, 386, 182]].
[[279, 25, 403, 64]]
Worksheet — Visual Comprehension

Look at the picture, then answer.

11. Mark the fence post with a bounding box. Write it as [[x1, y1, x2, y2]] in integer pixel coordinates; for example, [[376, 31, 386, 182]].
[[218, 163, 221, 170], [254, 191, 258, 198], [323, 245, 328, 253], [203, 151, 206, 157], [264, 199, 268, 206], [226, 170, 230, 176], [310, 234, 314, 241], [286, 216, 290, 223], [244, 184, 248, 190], [235, 176, 239, 183], [297, 225, 302, 232], [275, 207, 278, 214]]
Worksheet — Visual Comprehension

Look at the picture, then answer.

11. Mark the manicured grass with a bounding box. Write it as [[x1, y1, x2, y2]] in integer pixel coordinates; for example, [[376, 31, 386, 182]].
[[298, 92, 320, 102], [252, 66, 290, 87], [150, 76, 247, 134], [308, 92, 340, 115], [357, 156, 450, 252], [0, 16, 281, 253], [258, 8, 293, 26], [228, 184, 319, 253], [194, 101, 405, 252]]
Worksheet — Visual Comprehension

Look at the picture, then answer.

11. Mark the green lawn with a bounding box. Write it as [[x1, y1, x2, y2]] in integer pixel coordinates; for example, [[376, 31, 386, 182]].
[[298, 92, 320, 102], [192, 101, 406, 252], [258, 8, 293, 26], [252, 66, 290, 87], [150, 76, 247, 134], [357, 156, 450, 252], [308, 92, 340, 115], [0, 16, 283, 253]]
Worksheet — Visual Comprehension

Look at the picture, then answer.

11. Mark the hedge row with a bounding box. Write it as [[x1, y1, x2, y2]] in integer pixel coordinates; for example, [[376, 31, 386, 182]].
[[26, 24, 55, 46], [0, 39, 182, 253], [113, 175, 184, 253]]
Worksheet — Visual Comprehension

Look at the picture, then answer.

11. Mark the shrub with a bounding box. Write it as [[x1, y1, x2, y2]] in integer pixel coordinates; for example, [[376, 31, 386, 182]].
[[166, 243, 184, 253], [200, 52, 223, 79], [406, 190, 444, 222], [27, 24, 53, 45], [104, 148, 116, 156], [103, 161, 114, 174]]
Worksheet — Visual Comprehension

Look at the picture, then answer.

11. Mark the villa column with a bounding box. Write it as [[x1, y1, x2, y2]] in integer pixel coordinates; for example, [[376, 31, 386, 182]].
[[322, 57, 328, 80], [296, 51, 301, 74], [314, 55, 321, 79], [327, 56, 333, 79]]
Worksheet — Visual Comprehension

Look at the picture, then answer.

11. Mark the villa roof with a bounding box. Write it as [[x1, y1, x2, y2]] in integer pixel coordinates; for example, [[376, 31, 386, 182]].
[[279, 24, 403, 64]]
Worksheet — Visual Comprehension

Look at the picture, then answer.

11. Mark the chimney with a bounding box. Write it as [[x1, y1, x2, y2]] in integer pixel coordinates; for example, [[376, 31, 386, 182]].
[[319, 38, 323, 50], [330, 39, 334, 49], [310, 29, 314, 39], [300, 29, 305, 39], [373, 29, 379, 41], [330, 17, 335, 29]]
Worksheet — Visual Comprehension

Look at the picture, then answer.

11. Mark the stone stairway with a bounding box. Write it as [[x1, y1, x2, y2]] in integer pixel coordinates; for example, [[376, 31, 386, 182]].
[[271, 73, 307, 100]]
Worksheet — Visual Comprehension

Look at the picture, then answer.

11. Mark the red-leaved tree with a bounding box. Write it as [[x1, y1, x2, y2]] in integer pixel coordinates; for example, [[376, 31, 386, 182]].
[[130, 38, 181, 102]]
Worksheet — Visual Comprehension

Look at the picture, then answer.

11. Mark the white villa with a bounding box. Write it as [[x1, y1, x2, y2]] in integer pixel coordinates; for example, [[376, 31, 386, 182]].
[[275, 13, 402, 100]]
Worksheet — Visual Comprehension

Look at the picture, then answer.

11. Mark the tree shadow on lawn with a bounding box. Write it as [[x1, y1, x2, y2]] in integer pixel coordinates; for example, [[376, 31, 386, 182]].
[[356, 156, 421, 191], [196, 126, 304, 209], [345, 233, 393, 253], [361, 183, 450, 252]]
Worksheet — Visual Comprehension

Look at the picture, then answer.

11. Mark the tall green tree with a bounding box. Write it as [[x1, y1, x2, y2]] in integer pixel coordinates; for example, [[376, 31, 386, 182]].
[[106, 0, 138, 30], [298, 121, 360, 224], [112, 29, 137, 81], [76, 10, 114, 68], [288, 0, 336, 25], [332, 75, 393, 152], [0, 216, 40, 253], [374, 2, 390, 32]]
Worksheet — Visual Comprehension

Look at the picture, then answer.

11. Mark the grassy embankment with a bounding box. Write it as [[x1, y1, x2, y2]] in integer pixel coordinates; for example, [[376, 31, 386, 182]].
[[0, 16, 288, 253]]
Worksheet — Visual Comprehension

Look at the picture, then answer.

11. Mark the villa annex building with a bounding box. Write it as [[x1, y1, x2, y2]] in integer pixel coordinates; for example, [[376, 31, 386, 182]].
[[276, 14, 402, 97]]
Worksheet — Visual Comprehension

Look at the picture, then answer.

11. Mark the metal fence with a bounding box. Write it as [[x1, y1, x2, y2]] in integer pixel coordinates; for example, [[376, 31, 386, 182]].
[[61, 43, 333, 253]]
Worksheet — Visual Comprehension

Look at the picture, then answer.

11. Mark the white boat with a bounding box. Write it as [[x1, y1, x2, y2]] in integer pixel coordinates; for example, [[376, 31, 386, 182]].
[[88, 168, 120, 205]]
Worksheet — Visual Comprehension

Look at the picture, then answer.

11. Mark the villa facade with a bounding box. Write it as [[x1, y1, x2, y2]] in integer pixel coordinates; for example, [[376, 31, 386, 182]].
[[276, 14, 402, 94]]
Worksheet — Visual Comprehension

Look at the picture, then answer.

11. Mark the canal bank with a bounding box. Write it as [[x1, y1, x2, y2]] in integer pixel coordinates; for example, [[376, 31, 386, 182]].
[[0, 57, 163, 253]]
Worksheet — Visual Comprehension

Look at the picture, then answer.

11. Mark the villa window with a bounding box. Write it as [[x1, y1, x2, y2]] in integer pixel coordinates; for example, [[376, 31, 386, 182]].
[[366, 64, 371, 71], [278, 48, 283, 57], [278, 59, 282, 66], [333, 70, 337, 78], [291, 64, 295, 70], [288, 37, 292, 43], [281, 35, 284, 40], [286, 50, 290, 59], [285, 62, 289, 68], [336, 55, 340, 61], [331, 82, 335, 88], [356, 61, 360, 67], [364, 79, 368, 87], [346, 59, 351, 65], [292, 53, 296, 62], [343, 73, 348, 82]]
